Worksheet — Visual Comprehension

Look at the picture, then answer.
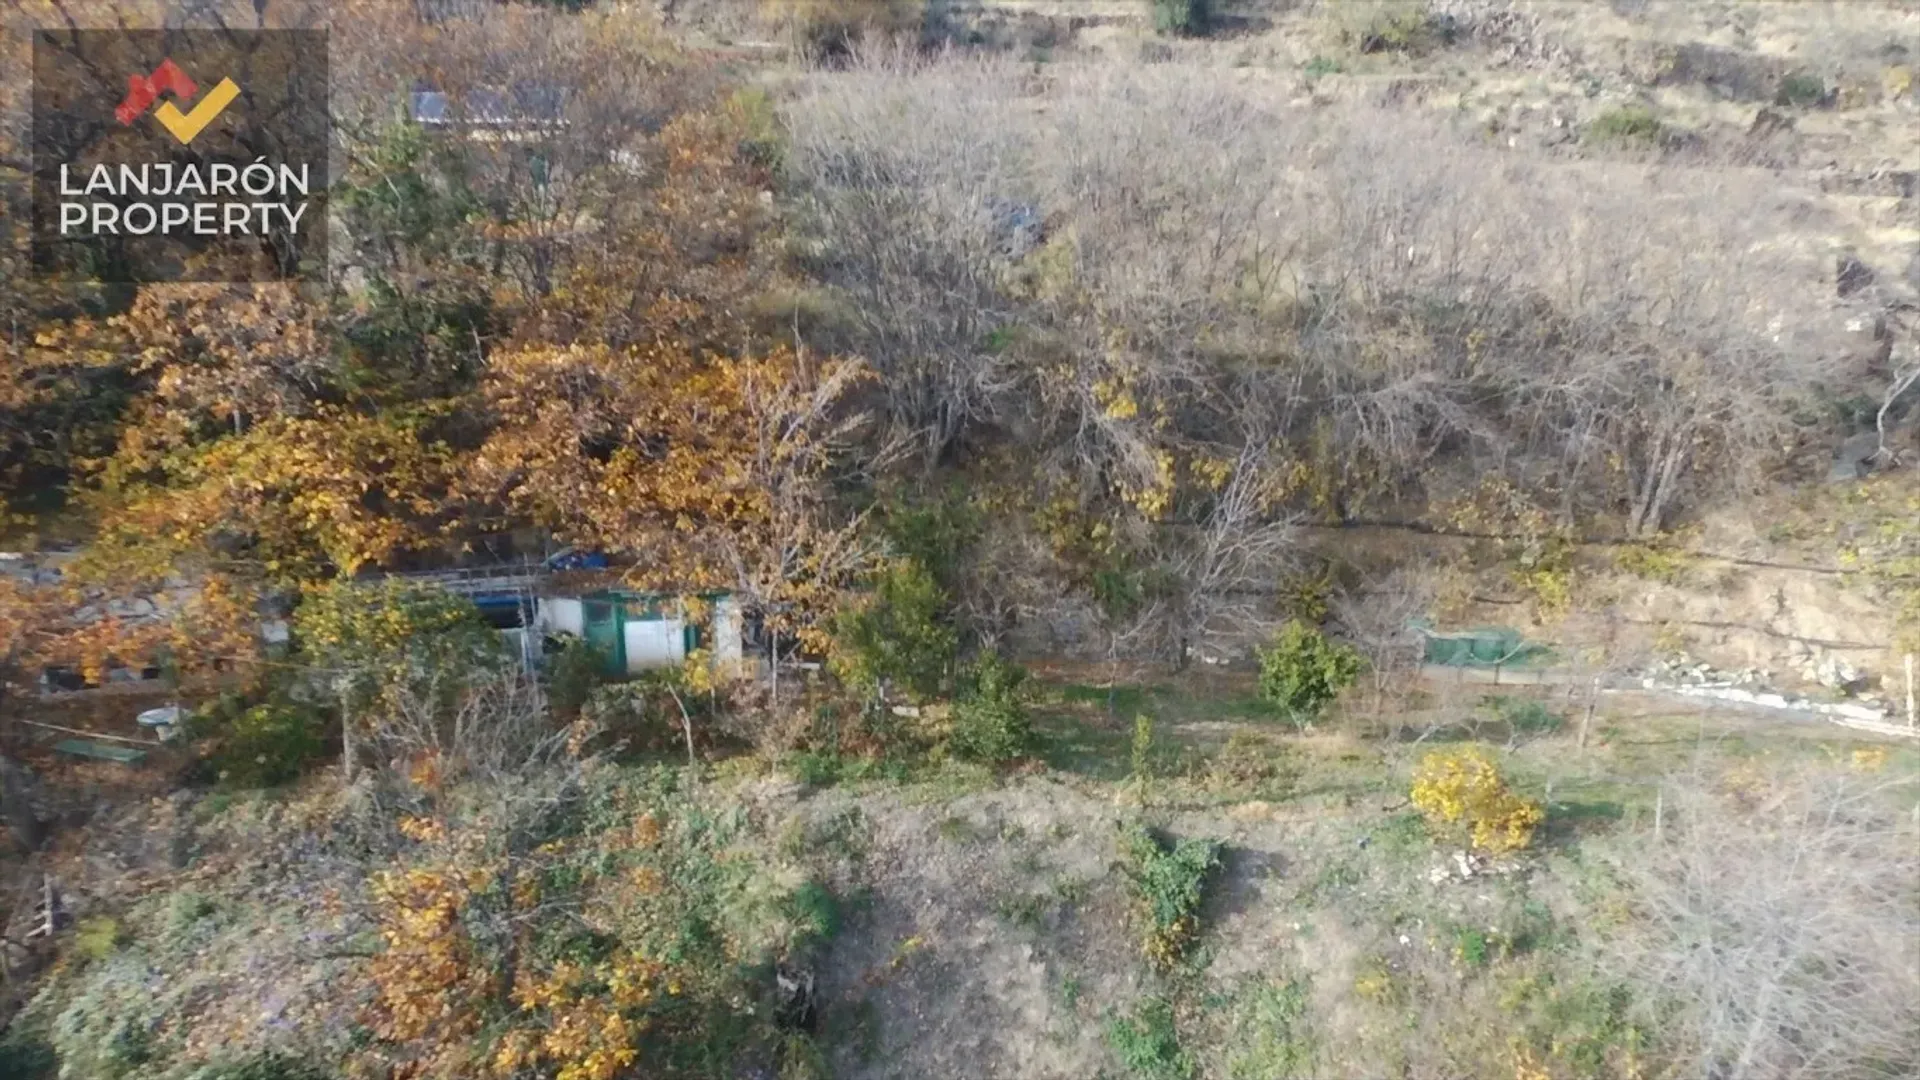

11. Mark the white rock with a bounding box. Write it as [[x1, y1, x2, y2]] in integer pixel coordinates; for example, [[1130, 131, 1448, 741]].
[[1814, 655, 1863, 692]]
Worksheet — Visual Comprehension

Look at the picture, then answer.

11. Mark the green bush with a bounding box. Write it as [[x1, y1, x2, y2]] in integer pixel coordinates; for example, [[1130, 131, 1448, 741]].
[[1256, 622, 1363, 722], [1586, 105, 1665, 144], [1776, 72, 1828, 108], [1107, 996, 1194, 1080], [0, 1030, 56, 1080], [542, 633, 607, 718], [47, 957, 163, 1080], [294, 579, 505, 718], [179, 688, 258, 744], [880, 488, 979, 594], [1338, 2, 1451, 55], [729, 86, 787, 177], [1130, 713, 1157, 782], [831, 559, 957, 702], [1118, 824, 1221, 969], [73, 916, 124, 961], [1149, 0, 1210, 37], [186, 1053, 332, 1080], [948, 651, 1033, 764], [787, 880, 843, 946], [213, 701, 324, 788], [786, 748, 845, 788], [1303, 55, 1343, 80], [1486, 695, 1563, 738], [161, 889, 221, 934], [1613, 541, 1692, 583]]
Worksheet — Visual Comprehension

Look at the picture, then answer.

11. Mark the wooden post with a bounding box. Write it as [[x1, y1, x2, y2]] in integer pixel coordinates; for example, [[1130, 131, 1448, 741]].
[[1578, 676, 1599, 750], [1905, 652, 1916, 731]]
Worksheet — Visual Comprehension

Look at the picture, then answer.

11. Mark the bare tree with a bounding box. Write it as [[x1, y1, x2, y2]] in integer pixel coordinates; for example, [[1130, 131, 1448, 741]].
[[1331, 567, 1434, 718], [1875, 315, 1919, 465], [1155, 435, 1301, 668], [374, 666, 581, 795], [784, 44, 1029, 467], [777, 53, 1843, 657], [328, 1, 727, 306], [1600, 764, 1920, 1080]]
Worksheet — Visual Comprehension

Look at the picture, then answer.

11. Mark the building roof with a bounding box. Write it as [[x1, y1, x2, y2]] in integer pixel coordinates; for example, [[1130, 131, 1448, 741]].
[[409, 85, 567, 129]]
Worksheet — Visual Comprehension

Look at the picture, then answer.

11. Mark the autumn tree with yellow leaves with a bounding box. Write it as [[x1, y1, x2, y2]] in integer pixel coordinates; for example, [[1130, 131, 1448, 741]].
[[468, 338, 876, 649]]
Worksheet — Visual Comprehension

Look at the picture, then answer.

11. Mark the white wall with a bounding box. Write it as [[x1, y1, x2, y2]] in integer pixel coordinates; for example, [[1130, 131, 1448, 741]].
[[624, 617, 686, 672], [712, 596, 744, 669], [537, 596, 584, 636]]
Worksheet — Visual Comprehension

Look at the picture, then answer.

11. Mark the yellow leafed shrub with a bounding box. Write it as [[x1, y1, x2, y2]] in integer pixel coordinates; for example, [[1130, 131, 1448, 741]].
[[1410, 747, 1544, 853]]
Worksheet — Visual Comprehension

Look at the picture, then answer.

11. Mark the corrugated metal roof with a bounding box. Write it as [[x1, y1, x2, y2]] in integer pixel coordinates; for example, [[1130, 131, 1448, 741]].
[[409, 85, 567, 127]]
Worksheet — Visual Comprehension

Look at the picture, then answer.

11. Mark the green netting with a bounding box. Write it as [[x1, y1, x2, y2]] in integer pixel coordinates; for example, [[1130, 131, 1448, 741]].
[[1413, 624, 1546, 667]]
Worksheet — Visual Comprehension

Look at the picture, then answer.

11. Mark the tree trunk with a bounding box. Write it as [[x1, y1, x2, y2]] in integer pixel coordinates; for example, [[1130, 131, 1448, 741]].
[[1629, 429, 1692, 538], [1878, 366, 1920, 461], [668, 688, 696, 765], [340, 693, 356, 785], [0, 755, 46, 852]]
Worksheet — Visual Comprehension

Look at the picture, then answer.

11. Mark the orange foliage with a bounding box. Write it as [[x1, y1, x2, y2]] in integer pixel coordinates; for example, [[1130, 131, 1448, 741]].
[[362, 807, 684, 1080], [83, 406, 456, 582], [0, 569, 262, 690], [0, 1, 872, 689], [365, 866, 497, 1078], [467, 340, 874, 644], [107, 284, 333, 432]]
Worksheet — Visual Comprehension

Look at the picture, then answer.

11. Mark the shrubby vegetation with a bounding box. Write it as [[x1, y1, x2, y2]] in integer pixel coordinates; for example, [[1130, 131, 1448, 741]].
[[1117, 824, 1221, 971], [1599, 764, 1920, 1080], [947, 651, 1033, 763], [1257, 622, 1364, 723], [203, 701, 326, 789], [1148, 0, 1209, 38], [1409, 747, 1544, 853], [1107, 996, 1194, 1080], [830, 560, 957, 704], [1328, 0, 1453, 56], [1587, 104, 1666, 145]]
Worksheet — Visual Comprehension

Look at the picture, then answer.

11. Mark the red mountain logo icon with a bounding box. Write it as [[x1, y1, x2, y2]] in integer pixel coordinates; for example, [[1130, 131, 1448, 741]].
[[114, 58, 239, 144], [114, 59, 197, 125]]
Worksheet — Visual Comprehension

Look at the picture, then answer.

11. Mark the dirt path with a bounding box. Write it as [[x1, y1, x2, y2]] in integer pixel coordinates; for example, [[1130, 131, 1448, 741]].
[[1417, 665, 1919, 739]]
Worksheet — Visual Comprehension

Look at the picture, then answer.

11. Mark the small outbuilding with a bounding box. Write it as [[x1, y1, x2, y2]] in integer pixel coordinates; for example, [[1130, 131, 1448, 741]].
[[535, 590, 744, 677]]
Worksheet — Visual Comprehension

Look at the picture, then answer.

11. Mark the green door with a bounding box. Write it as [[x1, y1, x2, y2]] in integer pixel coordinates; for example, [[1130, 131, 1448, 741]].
[[582, 598, 625, 676]]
